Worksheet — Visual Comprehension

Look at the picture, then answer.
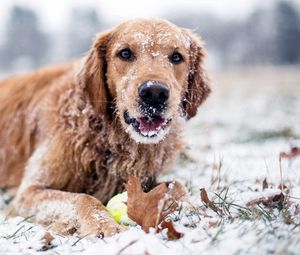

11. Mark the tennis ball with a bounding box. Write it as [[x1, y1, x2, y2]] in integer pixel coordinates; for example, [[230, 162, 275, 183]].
[[106, 192, 136, 226]]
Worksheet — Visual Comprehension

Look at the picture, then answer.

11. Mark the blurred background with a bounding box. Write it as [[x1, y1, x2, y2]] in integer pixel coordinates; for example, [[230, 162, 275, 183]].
[[1, 2, 300, 253], [0, 0, 300, 74], [0, 0, 299, 146]]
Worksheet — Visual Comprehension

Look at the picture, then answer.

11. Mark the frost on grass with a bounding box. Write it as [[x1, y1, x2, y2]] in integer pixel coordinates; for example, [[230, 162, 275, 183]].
[[0, 68, 300, 254]]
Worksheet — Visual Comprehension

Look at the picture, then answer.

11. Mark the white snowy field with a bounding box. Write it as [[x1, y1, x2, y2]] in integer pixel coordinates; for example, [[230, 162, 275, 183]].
[[0, 66, 300, 255]]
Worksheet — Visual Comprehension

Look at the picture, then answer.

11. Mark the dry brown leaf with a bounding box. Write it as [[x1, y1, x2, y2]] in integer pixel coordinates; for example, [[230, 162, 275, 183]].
[[277, 183, 288, 191], [246, 192, 285, 207], [207, 219, 219, 229], [167, 180, 189, 202], [262, 178, 269, 190], [125, 175, 177, 233], [200, 188, 223, 216], [160, 220, 184, 240], [280, 147, 300, 159]]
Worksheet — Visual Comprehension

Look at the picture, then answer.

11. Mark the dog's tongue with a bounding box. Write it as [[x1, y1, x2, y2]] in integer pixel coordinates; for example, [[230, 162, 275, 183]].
[[138, 116, 165, 134]]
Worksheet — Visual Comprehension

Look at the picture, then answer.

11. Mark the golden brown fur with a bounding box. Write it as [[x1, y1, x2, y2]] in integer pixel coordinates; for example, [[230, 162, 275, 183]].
[[0, 19, 210, 237]]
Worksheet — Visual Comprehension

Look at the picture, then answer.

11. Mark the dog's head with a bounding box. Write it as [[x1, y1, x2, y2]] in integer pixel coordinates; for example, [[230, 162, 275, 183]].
[[78, 19, 211, 143]]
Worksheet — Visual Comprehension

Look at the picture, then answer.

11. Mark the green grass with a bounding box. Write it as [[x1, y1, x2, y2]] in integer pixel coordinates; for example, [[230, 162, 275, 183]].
[[236, 127, 298, 143]]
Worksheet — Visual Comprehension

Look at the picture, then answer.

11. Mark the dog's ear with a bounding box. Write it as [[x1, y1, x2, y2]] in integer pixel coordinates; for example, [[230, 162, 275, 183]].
[[77, 30, 113, 117], [182, 29, 211, 119]]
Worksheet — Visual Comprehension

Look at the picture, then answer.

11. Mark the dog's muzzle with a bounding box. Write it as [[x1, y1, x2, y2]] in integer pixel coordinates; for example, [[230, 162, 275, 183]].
[[123, 80, 172, 139], [138, 80, 169, 115]]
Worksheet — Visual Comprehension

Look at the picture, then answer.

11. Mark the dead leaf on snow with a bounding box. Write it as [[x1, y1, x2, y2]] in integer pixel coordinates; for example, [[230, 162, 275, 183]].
[[167, 180, 189, 203], [245, 190, 285, 207], [280, 146, 300, 159], [159, 220, 184, 240], [125, 175, 177, 233], [207, 219, 219, 229], [200, 188, 224, 216], [262, 178, 269, 190]]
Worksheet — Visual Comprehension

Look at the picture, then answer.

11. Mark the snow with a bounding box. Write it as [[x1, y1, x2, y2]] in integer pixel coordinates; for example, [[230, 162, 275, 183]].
[[0, 67, 300, 254], [146, 80, 154, 87], [151, 51, 160, 57], [22, 229, 52, 251]]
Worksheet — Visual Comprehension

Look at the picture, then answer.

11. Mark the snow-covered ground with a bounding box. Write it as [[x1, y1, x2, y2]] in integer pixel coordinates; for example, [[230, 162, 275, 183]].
[[1, 67, 300, 254]]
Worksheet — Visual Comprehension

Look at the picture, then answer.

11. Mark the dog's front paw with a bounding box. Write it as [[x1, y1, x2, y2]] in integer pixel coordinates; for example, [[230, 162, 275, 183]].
[[79, 210, 128, 238], [70, 194, 127, 237], [47, 195, 128, 237]]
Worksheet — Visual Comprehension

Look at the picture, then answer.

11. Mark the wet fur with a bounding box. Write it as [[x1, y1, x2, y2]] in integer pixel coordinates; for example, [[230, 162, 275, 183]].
[[0, 19, 210, 237]]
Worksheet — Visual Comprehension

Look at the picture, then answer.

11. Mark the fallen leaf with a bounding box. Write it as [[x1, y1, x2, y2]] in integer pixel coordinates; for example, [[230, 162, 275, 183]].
[[207, 219, 219, 229], [267, 192, 285, 206], [245, 189, 285, 207], [167, 180, 189, 202], [262, 178, 269, 190], [200, 188, 223, 216], [277, 183, 288, 191], [125, 176, 177, 233], [280, 147, 300, 159], [160, 220, 184, 240]]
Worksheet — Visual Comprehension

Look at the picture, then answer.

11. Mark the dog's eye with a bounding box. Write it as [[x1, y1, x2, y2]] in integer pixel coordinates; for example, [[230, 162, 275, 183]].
[[117, 48, 134, 61], [169, 52, 184, 64]]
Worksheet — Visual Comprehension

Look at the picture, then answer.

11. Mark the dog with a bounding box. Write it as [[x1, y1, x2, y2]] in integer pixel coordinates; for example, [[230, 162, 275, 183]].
[[0, 19, 210, 237]]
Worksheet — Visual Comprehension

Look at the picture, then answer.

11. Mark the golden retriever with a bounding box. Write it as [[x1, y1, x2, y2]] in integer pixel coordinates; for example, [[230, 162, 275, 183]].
[[0, 19, 210, 237]]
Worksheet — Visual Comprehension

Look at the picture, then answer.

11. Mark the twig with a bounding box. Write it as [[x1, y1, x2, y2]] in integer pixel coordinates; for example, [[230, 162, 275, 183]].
[[71, 233, 89, 247], [116, 240, 138, 255], [279, 156, 284, 192]]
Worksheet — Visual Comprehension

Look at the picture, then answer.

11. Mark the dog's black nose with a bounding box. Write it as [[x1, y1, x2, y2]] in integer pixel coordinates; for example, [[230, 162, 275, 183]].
[[138, 81, 169, 111]]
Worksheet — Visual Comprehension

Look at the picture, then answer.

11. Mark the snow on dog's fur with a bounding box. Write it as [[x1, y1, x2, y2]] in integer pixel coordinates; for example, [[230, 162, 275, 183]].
[[0, 19, 210, 237]]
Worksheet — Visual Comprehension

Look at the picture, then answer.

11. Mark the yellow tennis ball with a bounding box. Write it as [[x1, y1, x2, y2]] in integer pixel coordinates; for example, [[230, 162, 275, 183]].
[[106, 192, 127, 223], [106, 192, 136, 225]]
